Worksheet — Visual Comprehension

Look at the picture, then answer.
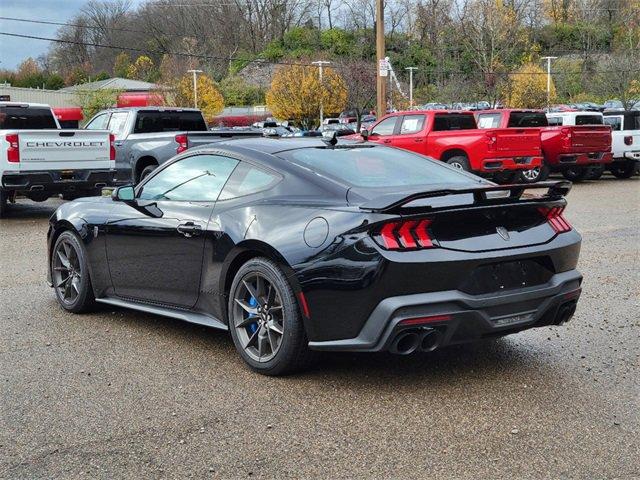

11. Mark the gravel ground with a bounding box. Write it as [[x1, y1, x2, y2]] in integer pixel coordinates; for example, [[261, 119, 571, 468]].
[[0, 175, 638, 479]]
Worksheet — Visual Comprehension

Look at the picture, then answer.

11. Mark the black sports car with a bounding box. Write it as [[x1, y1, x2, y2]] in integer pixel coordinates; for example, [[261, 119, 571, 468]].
[[47, 138, 583, 375]]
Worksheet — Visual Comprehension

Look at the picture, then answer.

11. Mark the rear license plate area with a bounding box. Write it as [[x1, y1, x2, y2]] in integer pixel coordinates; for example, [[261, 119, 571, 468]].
[[60, 171, 76, 181], [459, 259, 553, 295]]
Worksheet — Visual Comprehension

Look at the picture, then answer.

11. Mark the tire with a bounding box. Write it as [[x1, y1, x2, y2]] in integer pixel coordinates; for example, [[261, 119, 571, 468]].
[[609, 161, 636, 179], [139, 164, 158, 182], [51, 230, 95, 313], [0, 190, 8, 219], [446, 156, 471, 172], [227, 257, 317, 376], [519, 163, 550, 184], [562, 167, 589, 182], [492, 171, 518, 184], [585, 165, 604, 180]]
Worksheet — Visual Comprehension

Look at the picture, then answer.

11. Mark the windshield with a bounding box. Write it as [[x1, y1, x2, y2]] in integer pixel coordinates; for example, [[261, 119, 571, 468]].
[[277, 146, 474, 188]]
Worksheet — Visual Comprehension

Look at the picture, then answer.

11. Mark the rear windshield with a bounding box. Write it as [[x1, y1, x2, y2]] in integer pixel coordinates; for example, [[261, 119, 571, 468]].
[[507, 112, 548, 127], [0, 106, 57, 129], [277, 146, 472, 188], [433, 113, 476, 131], [133, 110, 207, 133], [575, 115, 603, 125]]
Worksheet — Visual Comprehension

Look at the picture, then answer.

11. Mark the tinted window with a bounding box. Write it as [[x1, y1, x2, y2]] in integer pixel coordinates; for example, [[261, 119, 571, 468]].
[[433, 113, 476, 131], [400, 115, 425, 134], [0, 107, 57, 129], [370, 116, 397, 136], [107, 111, 129, 137], [547, 116, 563, 126], [575, 115, 603, 125], [507, 112, 548, 127], [219, 162, 280, 200], [622, 112, 640, 130], [477, 113, 501, 128], [133, 110, 207, 133], [278, 146, 471, 188], [139, 154, 238, 201], [85, 113, 109, 130], [604, 117, 622, 131]]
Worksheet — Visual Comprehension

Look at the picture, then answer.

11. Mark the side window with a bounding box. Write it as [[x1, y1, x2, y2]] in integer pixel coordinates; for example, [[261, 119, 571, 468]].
[[370, 116, 397, 136], [603, 117, 622, 131], [546, 116, 563, 126], [107, 111, 129, 138], [477, 113, 501, 129], [219, 162, 281, 200], [575, 115, 603, 125], [138, 154, 238, 202], [85, 113, 109, 130], [399, 115, 425, 134]]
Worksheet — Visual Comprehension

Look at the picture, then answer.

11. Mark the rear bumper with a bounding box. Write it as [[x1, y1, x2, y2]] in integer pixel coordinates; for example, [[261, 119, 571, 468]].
[[308, 269, 582, 352], [479, 156, 543, 172], [556, 152, 613, 166], [622, 151, 640, 161], [1, 169, 117, 194]]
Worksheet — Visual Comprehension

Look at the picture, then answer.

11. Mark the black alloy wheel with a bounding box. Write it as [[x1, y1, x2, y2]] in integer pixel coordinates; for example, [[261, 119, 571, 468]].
[[51, 231, 95, 312]]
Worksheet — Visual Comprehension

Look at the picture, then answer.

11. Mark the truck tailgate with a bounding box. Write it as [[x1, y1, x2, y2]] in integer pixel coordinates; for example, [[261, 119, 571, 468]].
[[570, 126, 611, 150], [494, 128, 541, 154], [16, 130, 112, 171]]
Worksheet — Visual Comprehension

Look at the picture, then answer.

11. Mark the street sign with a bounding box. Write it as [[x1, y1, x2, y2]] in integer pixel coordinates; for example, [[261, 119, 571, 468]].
[[378, 59, 388, 77]]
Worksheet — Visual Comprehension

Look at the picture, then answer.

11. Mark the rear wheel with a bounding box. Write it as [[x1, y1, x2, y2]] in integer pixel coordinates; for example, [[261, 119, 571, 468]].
[[0, 190, 8, 218], [492, 171, 518, 184], [585, 165, 604, 180], [139, 164, 158, 182], [446, 156, 471, 172], [562, 167, 589, 182], [228, 257, 316, 376], [519, 163, 549, 184], [51, 230, 95, 313], [609, 161, 636, 179]]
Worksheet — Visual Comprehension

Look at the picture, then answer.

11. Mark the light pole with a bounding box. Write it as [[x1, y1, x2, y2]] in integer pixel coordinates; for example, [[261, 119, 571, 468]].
[[312, 60, 331, 125], [187, 69, 203, 109], [405, 67, 418, 108], [541, 57, 557, 112], [376, 0, 386, 117]]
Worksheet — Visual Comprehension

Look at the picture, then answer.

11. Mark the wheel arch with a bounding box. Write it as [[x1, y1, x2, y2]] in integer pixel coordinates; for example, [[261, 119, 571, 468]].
[[440, 148, 469, 162], [134, 155, 159, 183]]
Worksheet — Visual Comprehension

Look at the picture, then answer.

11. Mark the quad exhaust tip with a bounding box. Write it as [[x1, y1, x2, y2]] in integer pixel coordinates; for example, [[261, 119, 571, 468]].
[[390, 328, 443, 355]]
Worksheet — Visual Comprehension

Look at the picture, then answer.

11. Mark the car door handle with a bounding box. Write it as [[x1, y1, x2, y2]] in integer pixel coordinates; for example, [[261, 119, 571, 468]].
[[383, 139, 392, 144], [177, 222, 202, 238], [414, 138, 424, 143]]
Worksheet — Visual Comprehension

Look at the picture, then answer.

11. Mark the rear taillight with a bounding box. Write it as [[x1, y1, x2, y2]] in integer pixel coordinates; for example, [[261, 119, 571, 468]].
[[175, 134, 188, 154], [6, 134, 19, 163], [560, 127, 572, 148], [109, 134, 116, 161], [539, 206, 572, 233], [624, 136, 633, 146], [375, 219, 435, 250], [485, 131, 497, 151]]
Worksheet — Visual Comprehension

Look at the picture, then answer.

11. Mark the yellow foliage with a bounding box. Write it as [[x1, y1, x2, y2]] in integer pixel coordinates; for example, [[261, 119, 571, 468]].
[[266, 64, 347, 126], [509, 63, 556, 108], [127, 55, 155, 81], [173, 74, 224, 121]]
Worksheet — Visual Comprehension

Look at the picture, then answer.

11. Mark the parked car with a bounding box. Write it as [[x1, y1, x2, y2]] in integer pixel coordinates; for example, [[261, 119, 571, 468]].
[[321, 118, 341, 125], [85, 107, 262, 183], [359, 110, 543, 179], [603, 110, 640, 178], [318, 124, 356, 137], [421, 103, 448, 110], [541, 111, 613, 182], [603, 99, 624, 111], [47, 137, 583, 375], [0, 102, 115, 217]]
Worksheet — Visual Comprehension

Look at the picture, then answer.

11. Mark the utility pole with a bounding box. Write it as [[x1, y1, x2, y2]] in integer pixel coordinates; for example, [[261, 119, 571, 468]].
[[405, 67, 418, 108], [187, 69, 203, 109], [376, 0, 386, 118], [541, 57, 557, 112], [312, 60, 331, 125]]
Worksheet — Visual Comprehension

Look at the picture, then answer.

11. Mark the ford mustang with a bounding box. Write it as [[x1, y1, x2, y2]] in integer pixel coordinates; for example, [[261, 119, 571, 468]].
[[47, 138, 583, 375]]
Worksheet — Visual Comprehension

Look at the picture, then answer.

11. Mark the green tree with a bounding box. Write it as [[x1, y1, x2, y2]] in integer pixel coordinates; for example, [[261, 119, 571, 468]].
[[76, 89, 122, 119], [113, 52, 132, 78], [219, 76, 265, 106]]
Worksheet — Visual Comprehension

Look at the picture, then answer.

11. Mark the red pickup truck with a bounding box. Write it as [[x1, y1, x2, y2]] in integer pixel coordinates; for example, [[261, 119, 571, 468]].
[[360, 110, 542, 181], [475, 109, 612, 182]]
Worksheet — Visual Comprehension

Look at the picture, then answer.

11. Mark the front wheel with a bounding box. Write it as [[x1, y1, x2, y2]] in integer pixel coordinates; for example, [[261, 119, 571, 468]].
[[228, 257, 316, 376], [51, 230, 95, 313], [562, 167, 589, 182], [609, 161, 636, 179]]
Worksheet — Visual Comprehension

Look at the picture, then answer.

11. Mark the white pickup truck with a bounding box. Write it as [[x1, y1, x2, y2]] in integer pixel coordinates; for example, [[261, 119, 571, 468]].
[[0, 102, 115, 217], [603, 110, 640, 178]]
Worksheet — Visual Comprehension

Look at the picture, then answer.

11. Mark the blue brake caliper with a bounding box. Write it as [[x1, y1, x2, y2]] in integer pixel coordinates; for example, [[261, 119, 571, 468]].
[[247, 296, 258, 334]]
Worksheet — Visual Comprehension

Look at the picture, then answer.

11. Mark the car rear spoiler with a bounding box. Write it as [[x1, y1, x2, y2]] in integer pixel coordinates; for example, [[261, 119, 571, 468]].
[[359, 181, 572, 213]]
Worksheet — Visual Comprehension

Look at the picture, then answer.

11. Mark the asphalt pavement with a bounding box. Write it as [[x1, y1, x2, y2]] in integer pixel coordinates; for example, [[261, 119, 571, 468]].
[[1, 176, 638, 479]]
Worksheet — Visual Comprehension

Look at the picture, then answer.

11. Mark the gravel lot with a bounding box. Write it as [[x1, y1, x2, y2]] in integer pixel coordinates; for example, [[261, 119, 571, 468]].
[[1, 175, 638, 479]]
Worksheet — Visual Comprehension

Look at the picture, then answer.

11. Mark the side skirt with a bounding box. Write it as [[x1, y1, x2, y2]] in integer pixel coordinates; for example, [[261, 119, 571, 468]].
[[95, 297, 228, 331]]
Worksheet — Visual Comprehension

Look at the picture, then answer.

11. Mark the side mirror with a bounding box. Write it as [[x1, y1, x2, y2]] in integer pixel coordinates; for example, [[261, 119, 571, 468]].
[[361, 129, 370, 140], [112, 185, 135, 202]]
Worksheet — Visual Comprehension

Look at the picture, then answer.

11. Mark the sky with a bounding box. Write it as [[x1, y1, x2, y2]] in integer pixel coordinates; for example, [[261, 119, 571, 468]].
[[0, 0, 143, 70]]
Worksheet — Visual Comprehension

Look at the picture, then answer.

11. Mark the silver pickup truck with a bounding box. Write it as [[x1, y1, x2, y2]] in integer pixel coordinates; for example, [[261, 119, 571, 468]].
[[84, 107, 263, 183]]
